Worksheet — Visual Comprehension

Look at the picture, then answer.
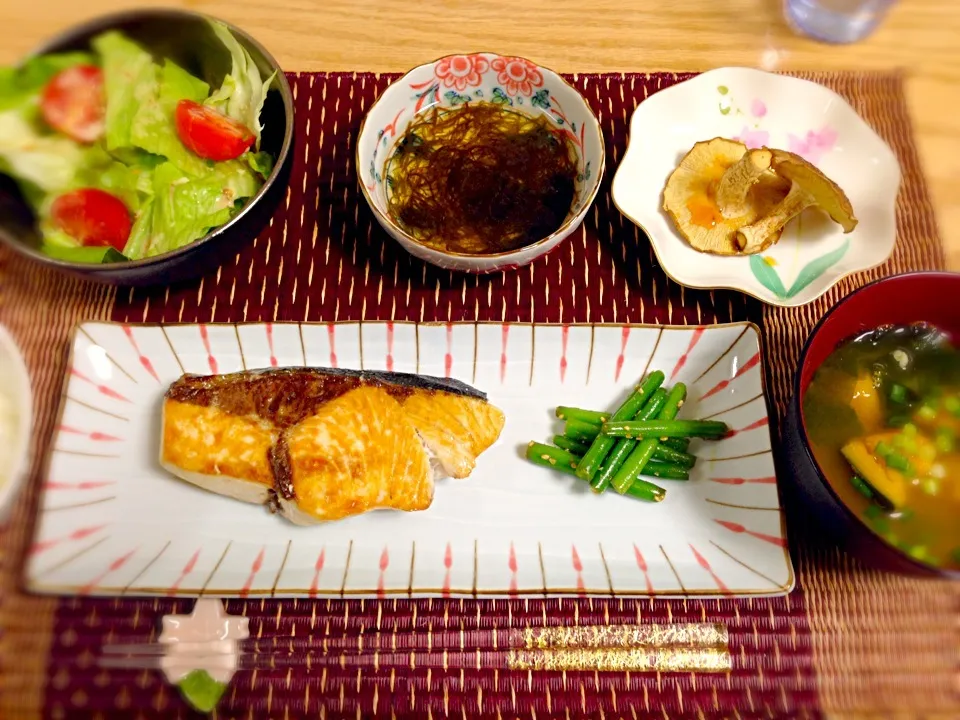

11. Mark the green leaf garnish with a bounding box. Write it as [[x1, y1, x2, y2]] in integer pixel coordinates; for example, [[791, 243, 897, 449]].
[[177, 670, 227, 713]]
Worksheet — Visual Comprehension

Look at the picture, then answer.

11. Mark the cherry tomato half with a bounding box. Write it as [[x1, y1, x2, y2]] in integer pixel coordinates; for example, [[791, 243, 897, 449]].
[[40, 65, 105, 143], [50, 189, 132, 253], [175, 99, 255, 161]]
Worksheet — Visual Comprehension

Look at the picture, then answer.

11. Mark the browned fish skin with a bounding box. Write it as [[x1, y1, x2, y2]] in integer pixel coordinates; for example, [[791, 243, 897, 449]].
[[166, 367, 485, 429], [269, 435, 294, 499]]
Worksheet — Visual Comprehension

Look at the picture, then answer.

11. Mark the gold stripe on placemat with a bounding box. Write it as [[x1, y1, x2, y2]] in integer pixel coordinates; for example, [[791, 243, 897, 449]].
[[507, 646, 732, 672], [521, 622, 728, 649], [766, 71, 958, 714], [0, 247, 115, 720]]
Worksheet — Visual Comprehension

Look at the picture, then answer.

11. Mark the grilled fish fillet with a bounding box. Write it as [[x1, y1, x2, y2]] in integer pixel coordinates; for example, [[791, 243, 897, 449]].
[[160, 367, 504, 524]]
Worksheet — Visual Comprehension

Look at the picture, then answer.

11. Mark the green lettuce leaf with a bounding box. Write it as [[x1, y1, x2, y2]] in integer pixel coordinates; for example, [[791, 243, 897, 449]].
[[93, 31, 159, 152], [205, 20, 274, 149], [40, 244, 128, 263], [128, 158, 262, 259], [130, 60, 211, 177], [121, 198, 154, 259], [39, 227, 80, 248], [245, 150, 274, 179], [0, 108, 84, 196], [71, 144, 152, 212], [0, 52, 96, 112]]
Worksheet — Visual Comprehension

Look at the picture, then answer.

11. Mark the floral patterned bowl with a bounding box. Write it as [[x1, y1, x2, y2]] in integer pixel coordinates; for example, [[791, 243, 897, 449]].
[[611, 67, 901, 307], [357, 53, 604, 273]]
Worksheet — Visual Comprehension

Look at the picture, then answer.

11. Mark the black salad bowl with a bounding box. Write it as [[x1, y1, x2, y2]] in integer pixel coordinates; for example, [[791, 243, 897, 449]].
[[0, 9, 294, 286]]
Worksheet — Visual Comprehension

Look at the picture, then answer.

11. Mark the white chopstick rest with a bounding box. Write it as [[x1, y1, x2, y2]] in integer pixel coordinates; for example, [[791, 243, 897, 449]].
[[158, 599, 250, 685]]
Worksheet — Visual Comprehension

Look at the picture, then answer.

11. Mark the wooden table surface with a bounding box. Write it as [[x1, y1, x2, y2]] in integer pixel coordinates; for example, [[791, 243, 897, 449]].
[[2, 0, 958, 270]]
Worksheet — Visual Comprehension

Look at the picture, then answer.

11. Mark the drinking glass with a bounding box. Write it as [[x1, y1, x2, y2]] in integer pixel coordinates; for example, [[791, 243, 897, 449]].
[[784, 0, 899, 44]]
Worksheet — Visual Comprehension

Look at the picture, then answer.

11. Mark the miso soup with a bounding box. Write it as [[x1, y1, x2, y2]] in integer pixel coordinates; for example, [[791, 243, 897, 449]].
[[803, 323, 960, 570]]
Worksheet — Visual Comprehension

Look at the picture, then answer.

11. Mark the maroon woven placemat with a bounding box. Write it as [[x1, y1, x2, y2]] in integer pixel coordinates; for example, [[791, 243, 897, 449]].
[[1, 70, 955, 719], [65, 71, 809, 719]]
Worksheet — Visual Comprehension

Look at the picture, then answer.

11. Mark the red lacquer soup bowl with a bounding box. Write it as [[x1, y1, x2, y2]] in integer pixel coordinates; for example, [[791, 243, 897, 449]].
[[781, 271, 960, 578]]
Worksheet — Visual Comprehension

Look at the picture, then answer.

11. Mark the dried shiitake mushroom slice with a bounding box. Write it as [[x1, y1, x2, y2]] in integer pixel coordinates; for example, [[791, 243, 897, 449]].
[[662, 139, 790, 256], [734, 148, 858, 254]]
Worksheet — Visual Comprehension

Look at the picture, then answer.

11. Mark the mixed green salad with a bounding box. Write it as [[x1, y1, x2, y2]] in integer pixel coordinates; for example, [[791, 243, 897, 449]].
[[0, 21, 275, 263]]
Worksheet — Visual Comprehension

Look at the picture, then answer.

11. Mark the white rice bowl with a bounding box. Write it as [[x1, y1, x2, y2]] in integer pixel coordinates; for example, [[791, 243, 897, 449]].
[[0, 325, 32, 521]]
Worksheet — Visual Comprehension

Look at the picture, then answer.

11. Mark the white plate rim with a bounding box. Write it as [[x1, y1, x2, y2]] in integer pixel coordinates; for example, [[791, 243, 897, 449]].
[[611, 66, 902, 308], [26, 319, 794, 599]]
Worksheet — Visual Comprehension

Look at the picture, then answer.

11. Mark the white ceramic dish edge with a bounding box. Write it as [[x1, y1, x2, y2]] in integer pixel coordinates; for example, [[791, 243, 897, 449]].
[[26, 320, 793, 599], [0, 325, 32, 521], [611, 67, 902, 307]]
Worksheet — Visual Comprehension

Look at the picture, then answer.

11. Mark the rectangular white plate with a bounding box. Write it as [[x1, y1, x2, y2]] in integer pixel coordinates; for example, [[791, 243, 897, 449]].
[[27, 322, 793, 598]]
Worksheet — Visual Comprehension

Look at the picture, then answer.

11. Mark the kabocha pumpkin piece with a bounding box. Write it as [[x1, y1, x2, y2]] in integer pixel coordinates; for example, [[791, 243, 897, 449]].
[[662, 138, 790, 256], [734, 148, 858, 254], [841, 438, 907, 510]]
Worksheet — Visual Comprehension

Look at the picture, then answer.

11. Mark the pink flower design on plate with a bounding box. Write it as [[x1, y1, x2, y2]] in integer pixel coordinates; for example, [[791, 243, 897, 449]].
[[787, 126, 838, 165], [435, 54, 490, 91], [750, 98, 767, 118], [490, 56, 543, 97], [736, 126, 770, 149]]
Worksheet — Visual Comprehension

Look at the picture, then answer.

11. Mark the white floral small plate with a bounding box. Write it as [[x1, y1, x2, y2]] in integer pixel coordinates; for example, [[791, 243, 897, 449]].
[[611, 67, 901, 307]]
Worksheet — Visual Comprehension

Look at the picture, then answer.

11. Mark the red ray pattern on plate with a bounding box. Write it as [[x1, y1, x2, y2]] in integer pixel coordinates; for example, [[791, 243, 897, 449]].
[[122, 324, 160, 382], [29, 524, 107, 555], [690, 544, 730, 594], [670, 327, 705, 380], [726, 416, 770, 438], [444, 323, 453, 377], [560, 325, 569, 382], [710, 476, 777, 485], [633, 543, 654, 593], [309, 548, 326, 598], [327, 324, 338, 368], [699, 351, 761, 400], [167, 549, 201, 596], [79, 548, 137, 595], [442, 543, 452, 597], [69, 367, 130, 403], [240, 548, 265, 598], [570, 545, 585, 594], [715, 520, 786, 547], [265, 323, 278, 367], [43, 480, 115, 491], [377, 546, 390, 598], [385, 321, 394, 372], [499, 324, 509, 383], [56, 426, 122, 442], [614, 326, 630, 381], [198, 324, 218, 374]]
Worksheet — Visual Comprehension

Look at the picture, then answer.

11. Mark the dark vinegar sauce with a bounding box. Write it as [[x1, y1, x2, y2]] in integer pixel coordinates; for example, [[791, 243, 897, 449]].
[[385, 102, 579, 255]]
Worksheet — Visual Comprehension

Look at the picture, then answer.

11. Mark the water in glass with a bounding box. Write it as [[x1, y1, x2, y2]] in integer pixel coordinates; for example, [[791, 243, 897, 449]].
[[784, 0, 898, 44]]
